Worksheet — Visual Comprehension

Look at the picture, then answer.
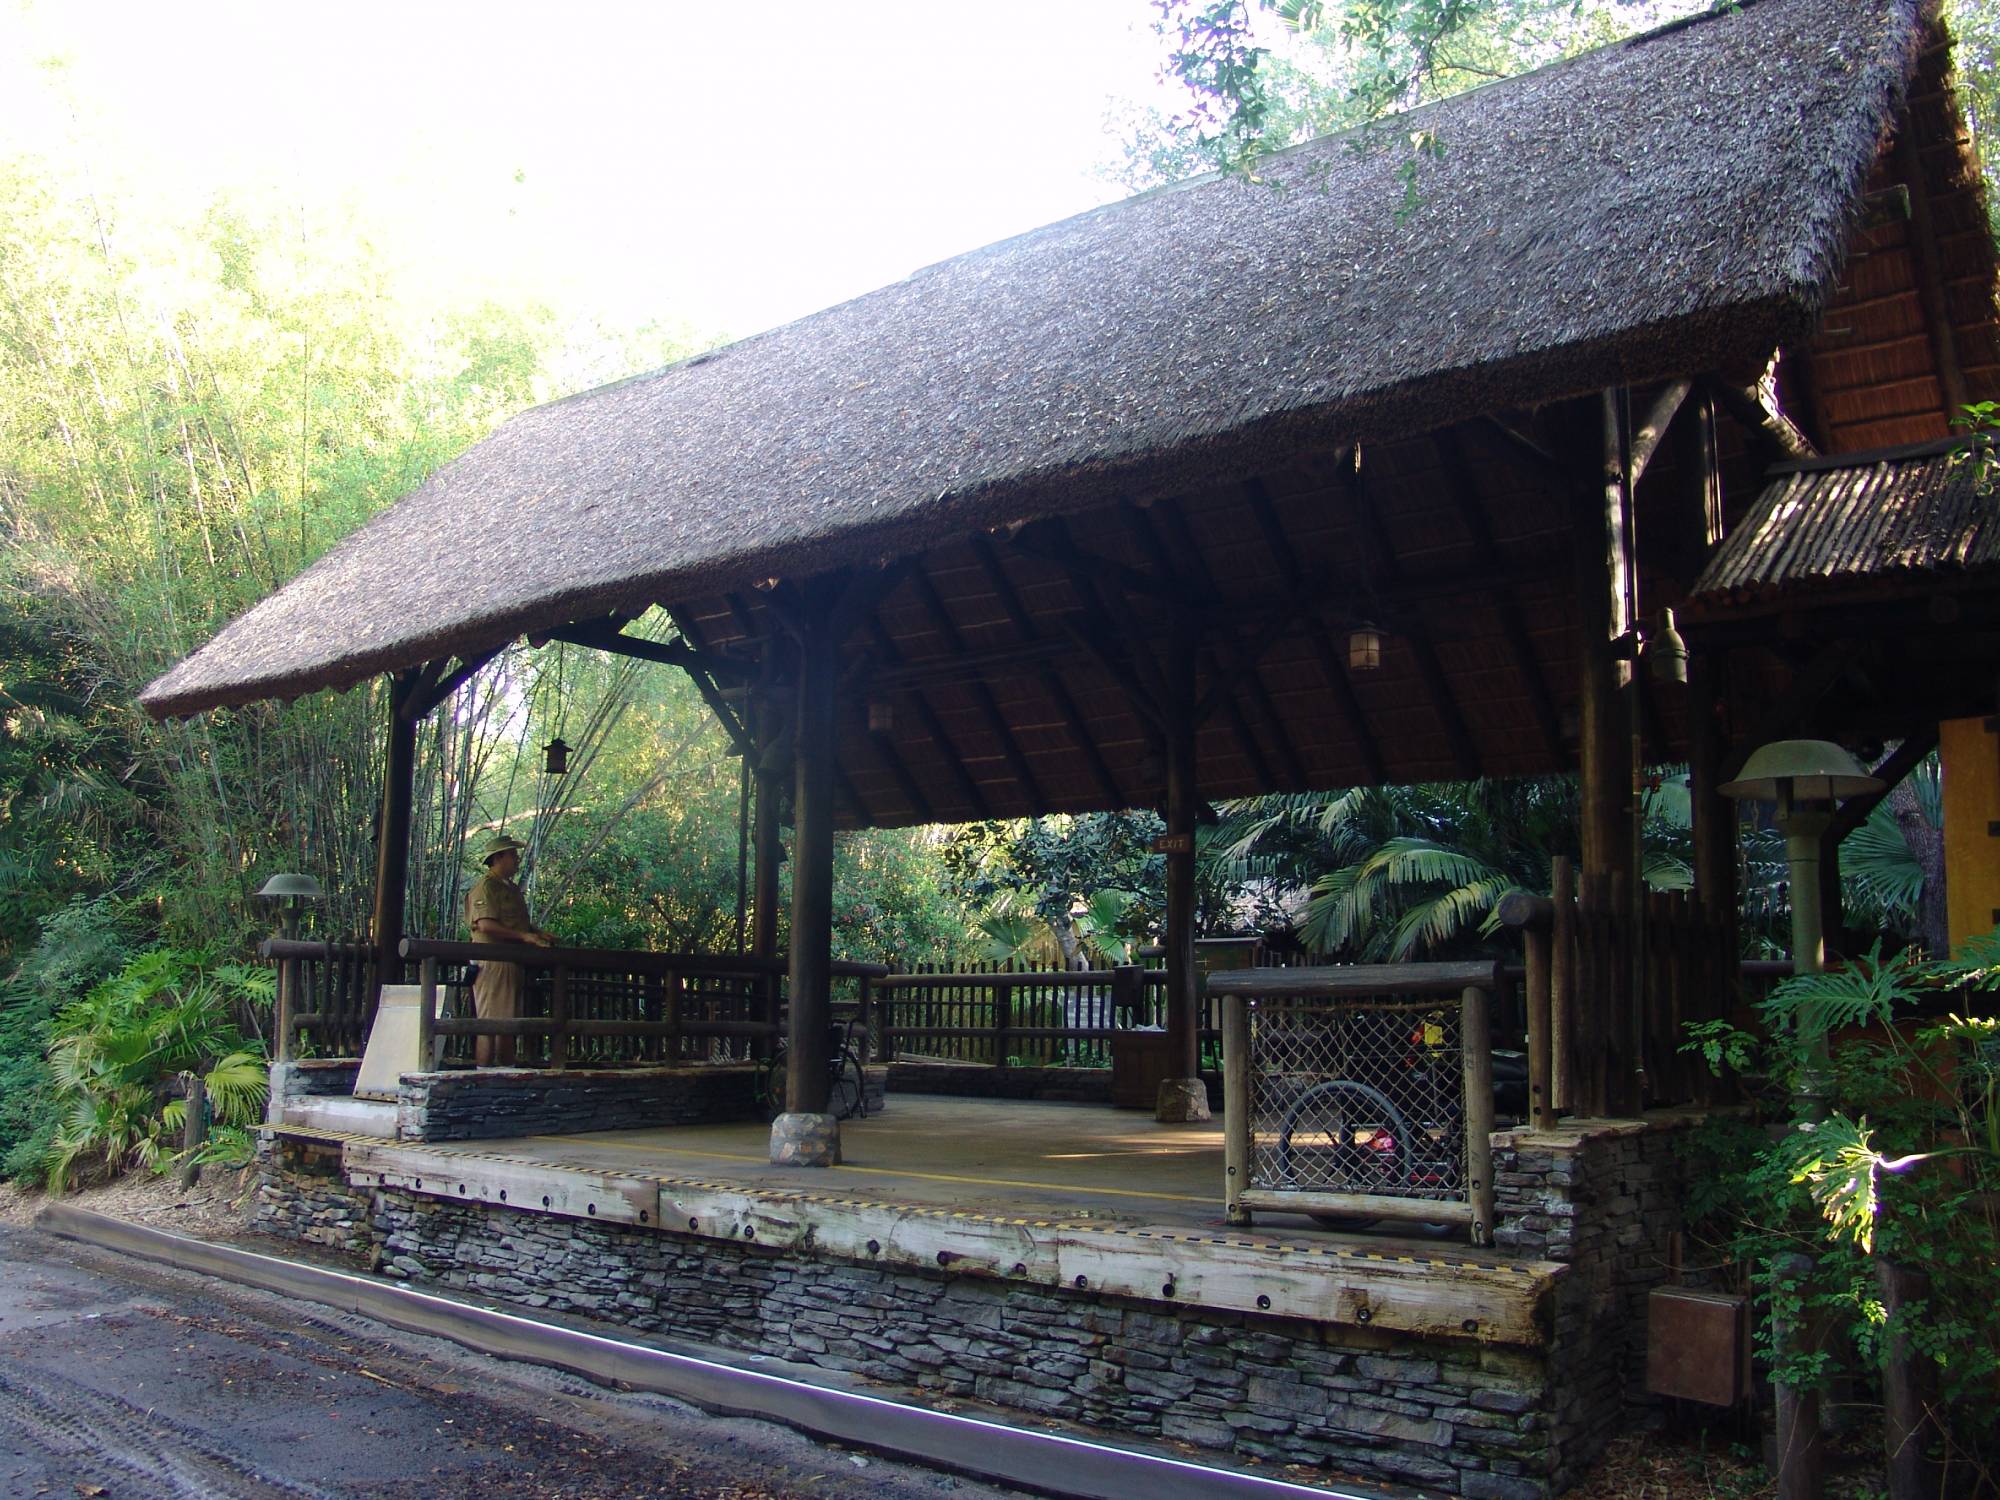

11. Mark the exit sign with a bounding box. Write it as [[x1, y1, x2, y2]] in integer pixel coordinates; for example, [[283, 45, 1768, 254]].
[[1150, 833, 1194, 855]]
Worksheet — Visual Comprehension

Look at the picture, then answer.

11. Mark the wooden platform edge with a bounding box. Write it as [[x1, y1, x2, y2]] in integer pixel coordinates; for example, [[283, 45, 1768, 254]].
[[341, 1140, 1558, 1349]]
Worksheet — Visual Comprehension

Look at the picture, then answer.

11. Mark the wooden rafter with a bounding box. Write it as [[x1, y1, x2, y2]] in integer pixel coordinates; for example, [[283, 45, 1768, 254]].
[[908, 572, 1048, 807], [865, 618, 993, 819], [1431, 430, 1567, 768], [1826, 730, 1940, 846], [1893, 129, 1971, 422], [1626, 380, 1693, 487], [1336, 457, 1482, 780], [1302, 618, 1386, 784], [968, 535, 1123, 804], [1244, 478, 1385, 784]]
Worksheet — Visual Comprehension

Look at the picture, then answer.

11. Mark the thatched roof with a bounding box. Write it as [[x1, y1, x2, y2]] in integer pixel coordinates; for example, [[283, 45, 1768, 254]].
[[1686, 436, 2000, 614], [141, 0, 1930, 725]]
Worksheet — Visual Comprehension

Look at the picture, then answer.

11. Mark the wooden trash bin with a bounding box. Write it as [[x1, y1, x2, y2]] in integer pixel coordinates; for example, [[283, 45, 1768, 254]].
[[1111, 1029, 1174, 1109]]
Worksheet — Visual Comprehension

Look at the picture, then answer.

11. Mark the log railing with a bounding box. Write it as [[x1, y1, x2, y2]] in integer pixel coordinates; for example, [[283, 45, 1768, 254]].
[[877, 964, 1220, 1067], [1496, 856, 1741, 1118], [265, 936, 886, 1070], [1211, 962, 1502, 1246]]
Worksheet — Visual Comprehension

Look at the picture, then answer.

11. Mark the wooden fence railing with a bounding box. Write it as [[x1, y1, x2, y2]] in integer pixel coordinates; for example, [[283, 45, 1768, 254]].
[[265, 935, 887, 1069], [877, 963, 1223, 1067], [1497, 856, 1741, 1119]]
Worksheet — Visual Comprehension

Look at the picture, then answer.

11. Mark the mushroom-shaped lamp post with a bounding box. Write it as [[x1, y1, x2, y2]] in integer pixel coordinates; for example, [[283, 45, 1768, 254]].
[[1718, 743, 1881, 1500], [258, 873, 324, 1064]]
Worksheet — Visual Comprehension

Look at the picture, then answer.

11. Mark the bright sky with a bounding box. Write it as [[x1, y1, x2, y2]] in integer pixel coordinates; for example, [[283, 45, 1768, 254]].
[[1, 0, 1172, 340]]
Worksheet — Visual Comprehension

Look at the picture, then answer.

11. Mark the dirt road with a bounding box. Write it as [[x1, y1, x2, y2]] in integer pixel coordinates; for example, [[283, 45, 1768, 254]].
[[0, 1221, 1021, 1500]]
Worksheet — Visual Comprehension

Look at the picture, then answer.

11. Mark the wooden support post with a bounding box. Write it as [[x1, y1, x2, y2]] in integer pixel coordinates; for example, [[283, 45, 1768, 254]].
[[1158, 625, 1210, 1122], [417, 956, 438, 1071], [371, 675, 420, 985], [665, 970, 684, 1060], [752, 759, 785, 963], [548, 963, 570, 1071], [1576, 392, 1636, 886], [178, 1072, 206, 1189], [776, 576, 843, 1163], [1461, 983, 1497, 1247], [274, 948, 296, 1065], [1689, 652, 1738, 918], [1551, 857, 1575, 1113], [1222, 993, 1252, 1227], [994, 977, 1014, 1068], [1523, 915, 1555, 1132]]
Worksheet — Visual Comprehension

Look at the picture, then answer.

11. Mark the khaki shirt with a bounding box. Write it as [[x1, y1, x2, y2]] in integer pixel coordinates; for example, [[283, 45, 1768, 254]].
[[466, 872, 534, 942]]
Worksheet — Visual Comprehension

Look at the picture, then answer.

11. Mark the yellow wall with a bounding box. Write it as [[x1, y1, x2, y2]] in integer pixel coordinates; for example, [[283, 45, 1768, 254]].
[[1942, 715, 2000, 953]]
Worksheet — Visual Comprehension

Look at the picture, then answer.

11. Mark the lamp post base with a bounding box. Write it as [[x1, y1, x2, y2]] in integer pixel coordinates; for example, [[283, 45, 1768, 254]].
[[1155, 1077, 1211, 1123]]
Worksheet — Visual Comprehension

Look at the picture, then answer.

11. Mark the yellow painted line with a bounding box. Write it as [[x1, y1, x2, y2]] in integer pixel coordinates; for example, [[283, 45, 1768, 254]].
[[519, 1135, 1212, 1204]]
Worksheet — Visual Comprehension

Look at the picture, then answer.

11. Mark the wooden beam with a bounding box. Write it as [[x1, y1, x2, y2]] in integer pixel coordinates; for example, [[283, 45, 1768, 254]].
[[968, 536, 1123, 804], [1008, 523, 1180, 603], [866, 619, 992, 820], [1627, 379, 1693, 487], [1826, 731, 1940, 846], [1302, 619, 1386, 784], [1720, 641, 1856, 781], [1894, 129, 1971, 423], [1432, 430, 1567, 767], [1341, 453, 1481, 780], [1480, 417, 1564, 479], [1244, 479, 1385, 783], [1707, 374, 1816, 465], [402, 646, 503, 723], [908, 573, 1048, 808]]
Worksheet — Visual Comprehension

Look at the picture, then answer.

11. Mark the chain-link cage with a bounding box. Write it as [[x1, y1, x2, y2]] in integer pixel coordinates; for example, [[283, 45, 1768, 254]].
[[1246, 996, 1467, 1203]]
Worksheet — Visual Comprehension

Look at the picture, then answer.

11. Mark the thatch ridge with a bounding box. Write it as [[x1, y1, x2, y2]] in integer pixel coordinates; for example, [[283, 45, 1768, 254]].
[[142, 0, 1926, 719]]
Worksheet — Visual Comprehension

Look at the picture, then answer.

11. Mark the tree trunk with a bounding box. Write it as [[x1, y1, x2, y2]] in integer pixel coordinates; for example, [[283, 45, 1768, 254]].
[[1890, 781, 1948, 958]]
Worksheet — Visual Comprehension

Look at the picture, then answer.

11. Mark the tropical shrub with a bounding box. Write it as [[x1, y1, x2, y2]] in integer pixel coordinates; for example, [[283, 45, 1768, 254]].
[[36, 946, 271, 1191], [1682, 934, 2000, 1489]]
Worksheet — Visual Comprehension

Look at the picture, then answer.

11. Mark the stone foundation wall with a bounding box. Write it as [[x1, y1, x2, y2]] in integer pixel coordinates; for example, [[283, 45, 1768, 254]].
[[1492, 1112, 1696, 1493], [395, 1064, 764, 1141], [373, 1187, 1553, 1497], [252, 1135, 377, 1256]]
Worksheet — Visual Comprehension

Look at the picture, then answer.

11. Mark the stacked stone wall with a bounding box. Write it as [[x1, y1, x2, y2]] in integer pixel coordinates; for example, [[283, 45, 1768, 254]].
[[252, 1135, 378, 1256], [372, 1187, 1553, 1497], [395, 1065, 762, 1141], [1492, 1113, 1696, 1493]]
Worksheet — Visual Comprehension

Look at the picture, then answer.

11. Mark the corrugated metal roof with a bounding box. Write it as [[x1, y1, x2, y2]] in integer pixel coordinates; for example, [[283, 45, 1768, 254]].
[[1687, 437, 2000, 611]]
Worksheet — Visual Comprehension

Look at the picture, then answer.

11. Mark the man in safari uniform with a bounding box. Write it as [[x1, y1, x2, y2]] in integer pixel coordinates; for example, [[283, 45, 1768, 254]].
[[466, 833, 553, 1066]]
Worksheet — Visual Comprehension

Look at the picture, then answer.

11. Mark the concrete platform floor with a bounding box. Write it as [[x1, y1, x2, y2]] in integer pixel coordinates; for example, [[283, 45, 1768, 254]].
[[465, 1095, 1486, 1259]]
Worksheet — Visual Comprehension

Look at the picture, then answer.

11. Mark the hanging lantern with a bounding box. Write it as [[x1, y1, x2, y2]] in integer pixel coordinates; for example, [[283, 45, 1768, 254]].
[[543, 737, 571, 776], [1646, 607, 1689, 686], [867, 698, 895, 734], [1348, 621, 1383, 672]]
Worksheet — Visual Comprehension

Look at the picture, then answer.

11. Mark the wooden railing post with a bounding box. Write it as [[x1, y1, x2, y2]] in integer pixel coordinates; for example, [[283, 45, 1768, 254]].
[[1551, 857, 1575, 1113], [549, 963, 570, 1070], [273, 943, 296, 1064], [994, 976, 1014, 1068], [1494, 889, 1558, 1132], [418, 956, 438, 1071], [1222, 992, 1252, 1226], [1462, 982, 1497, 1248], [664, 970, 684, 1062]]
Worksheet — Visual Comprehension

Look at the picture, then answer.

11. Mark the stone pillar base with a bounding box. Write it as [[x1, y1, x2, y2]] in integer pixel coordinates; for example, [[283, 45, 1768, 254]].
[[770, 1111, 842, 1166], [1155, 1077, 1211, 1123]]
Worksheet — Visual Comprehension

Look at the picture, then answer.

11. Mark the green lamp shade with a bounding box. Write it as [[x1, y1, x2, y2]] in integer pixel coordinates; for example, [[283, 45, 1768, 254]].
[[256, 872, 323, 900], [1717, 740, 1883, 803]]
